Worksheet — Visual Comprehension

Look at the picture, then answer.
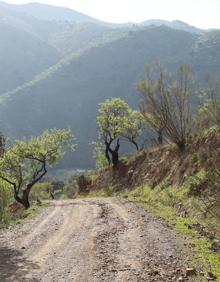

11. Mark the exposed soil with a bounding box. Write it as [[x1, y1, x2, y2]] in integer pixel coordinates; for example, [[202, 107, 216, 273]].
[[0, 198, 195, 282], [92, 129, 220, 192]]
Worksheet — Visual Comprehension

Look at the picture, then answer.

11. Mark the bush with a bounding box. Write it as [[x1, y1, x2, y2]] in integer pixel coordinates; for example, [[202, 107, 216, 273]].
[[202, 169, 220, 218], [77, 175, 91, 194], [30, 182, 53, 201], [63, 176, 79, 198], [92, 142, 109, 170], [185, 170, 207, 196], [0, 182, 12, 226]]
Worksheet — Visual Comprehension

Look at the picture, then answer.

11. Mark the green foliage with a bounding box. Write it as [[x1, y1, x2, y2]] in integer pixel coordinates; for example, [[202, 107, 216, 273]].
[[63, 174, 81, 198], [91, 141, 109, 169], [195, 100, 220, 130], [97, 98, 131, 140], [30, 182, 53, 201], [0, 128, 76, 208], [101, 185, 118, 197], [0, 128, 75, 186], [195, 79, 220, 131], [121, 110, 143, 148], [184, 169, 207, 196], [125, 185, 220, 279], [14, 204, 44, 226], [97, 98, 143, 165], [0, 181, 12, 226], [198, 125, 220, 141], [79, 184, 118, 198]]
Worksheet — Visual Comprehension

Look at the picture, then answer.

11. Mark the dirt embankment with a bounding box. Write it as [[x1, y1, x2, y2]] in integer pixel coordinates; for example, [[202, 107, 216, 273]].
[[0, 198, 194, 282], [92, 128, 220, 192]]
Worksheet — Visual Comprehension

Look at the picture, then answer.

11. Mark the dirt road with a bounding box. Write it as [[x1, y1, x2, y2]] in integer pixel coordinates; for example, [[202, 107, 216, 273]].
[[0, 198, 193, 282]]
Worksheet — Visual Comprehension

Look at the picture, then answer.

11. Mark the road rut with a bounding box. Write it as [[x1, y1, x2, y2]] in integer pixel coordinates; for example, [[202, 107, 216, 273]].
[[0, 198, 193, 281]]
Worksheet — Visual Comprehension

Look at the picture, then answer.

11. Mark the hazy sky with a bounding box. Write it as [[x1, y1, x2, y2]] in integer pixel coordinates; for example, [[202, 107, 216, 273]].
[[3, 0, 220, 29]]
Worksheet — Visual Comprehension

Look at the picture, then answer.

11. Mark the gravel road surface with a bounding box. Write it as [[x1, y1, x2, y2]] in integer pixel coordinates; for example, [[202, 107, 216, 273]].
[[0, 198, 193, 282]]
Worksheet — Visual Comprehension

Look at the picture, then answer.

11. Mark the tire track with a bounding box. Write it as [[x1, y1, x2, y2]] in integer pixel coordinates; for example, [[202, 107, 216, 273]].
[[18, 202, 62, 249], [0, 198, 194, 282]]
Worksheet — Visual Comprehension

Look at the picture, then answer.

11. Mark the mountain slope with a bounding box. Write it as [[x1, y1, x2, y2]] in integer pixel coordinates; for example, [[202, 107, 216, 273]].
[[0, 19, 61, 93], [142, 19, 201, 34], [0, 1, 129, 58], [0, 26, 205, 167], [0, 1, 101, 23], [0, 1, 128, 92]]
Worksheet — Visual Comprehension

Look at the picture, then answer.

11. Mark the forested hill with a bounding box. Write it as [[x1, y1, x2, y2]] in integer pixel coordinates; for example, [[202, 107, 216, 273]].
[[1, 22, 220, 168]]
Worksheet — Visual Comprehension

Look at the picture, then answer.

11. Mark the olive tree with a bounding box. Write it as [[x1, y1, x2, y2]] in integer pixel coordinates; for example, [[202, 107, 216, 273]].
[[97, 98, 142, 167], [0, 129, 76, 209], [139, 63, 193, 151], [120, 110, 143, 150]]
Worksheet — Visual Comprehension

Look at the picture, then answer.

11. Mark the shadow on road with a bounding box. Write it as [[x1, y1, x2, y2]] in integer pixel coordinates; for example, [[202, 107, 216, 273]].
[[0, 246, 39, 281]]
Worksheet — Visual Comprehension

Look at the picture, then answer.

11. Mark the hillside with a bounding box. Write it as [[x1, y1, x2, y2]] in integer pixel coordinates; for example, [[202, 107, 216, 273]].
[[0, 1, 210, 94], [0, 1, 202, 58], [0, 1, 127, 54], [30, 21, 129, 55], [1, 26, 220, 168], [81, 126, 220, 280], [0, 1, 202, 33], [0, 18, 61, 93], [0, 2, 220, 168], [142, 19, 201, 34], [0, 1, 101, 23], [0, 1, 130, 92]]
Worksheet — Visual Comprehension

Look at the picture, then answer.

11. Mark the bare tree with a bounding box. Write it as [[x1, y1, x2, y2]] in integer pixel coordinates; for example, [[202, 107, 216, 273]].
[[138, 63, 193, 151]]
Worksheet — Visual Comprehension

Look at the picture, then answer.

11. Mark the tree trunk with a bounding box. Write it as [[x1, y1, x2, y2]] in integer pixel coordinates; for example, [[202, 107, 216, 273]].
[[158, 130, 163, 145], [14, 194, 24, 206], [131, 139, 139, 151], [111, 150, 119, 167], [105, 145, 111, 165], [110, 139, 120, 167], [22, 190, 30, 209]]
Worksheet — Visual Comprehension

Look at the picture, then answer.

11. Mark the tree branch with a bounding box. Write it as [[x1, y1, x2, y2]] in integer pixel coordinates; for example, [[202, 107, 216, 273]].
[[27, 160, 47, 191]]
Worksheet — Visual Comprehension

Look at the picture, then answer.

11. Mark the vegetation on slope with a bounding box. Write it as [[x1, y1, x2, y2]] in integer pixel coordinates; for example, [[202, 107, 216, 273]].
[[0, 26, 208, 168], [76, 127, 220, 280], [66, 65, 220, 280], [0, 20, 60, 93]]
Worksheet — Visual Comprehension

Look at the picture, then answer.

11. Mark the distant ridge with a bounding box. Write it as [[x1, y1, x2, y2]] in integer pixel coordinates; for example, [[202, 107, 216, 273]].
[[0, 1, 102, 23], [19, 2, 101, 22], [141, 19, 201, 34], [0, 1, 202, 32], [0, 1, 220, 169]]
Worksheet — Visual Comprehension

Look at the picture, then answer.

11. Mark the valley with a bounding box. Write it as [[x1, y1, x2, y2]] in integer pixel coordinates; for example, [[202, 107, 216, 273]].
[[0, 1, 220, 168], [0, 2, 220, 281]]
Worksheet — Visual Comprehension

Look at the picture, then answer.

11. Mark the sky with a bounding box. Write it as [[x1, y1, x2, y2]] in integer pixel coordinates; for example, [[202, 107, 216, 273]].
[[2, 0, 220, 29]]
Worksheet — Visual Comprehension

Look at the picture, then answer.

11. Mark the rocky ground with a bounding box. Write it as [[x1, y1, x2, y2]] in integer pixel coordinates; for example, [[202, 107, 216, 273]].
[[0, 198, 196, 282]]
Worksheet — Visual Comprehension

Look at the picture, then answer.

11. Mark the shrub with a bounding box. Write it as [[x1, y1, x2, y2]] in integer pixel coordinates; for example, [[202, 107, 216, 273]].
[[30, 182, 53, 201], [0, 181, 12, 226]]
